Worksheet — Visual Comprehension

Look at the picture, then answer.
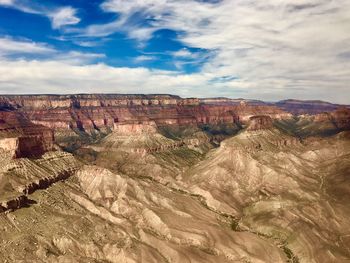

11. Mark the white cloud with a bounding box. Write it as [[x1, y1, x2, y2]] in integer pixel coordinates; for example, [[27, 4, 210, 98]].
[[0, 58, 348, 104], [49, 7, 80, 29], [172, 48, 196, 58], [0, 37, 55, 56], [134, 55, 155, 62], [54, 51, 105, 65], [0, 37, 104, 65], [0, 1, 80, 29], [0, 59, 208, 96], [73, 0, 350, 103], [0, 0, 13, 5]]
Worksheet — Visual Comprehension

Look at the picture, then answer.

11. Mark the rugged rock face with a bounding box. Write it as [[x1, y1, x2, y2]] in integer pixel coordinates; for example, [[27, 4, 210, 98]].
[[0, 94, 291, 137], [0, 151, 80, 213], [313, 107, 350, 127], [0, 111, 54, 158], [114, 120, 158, 135], [0, 195, 28, 212], [330, 107, 350, 129], [0, 94, 199, 109], [247, 115, 273, 131]]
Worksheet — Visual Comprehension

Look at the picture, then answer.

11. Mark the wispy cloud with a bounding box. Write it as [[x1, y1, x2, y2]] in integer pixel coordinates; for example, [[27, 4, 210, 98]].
[[0, 0, 80, 29], [0, 37, 103, 64], [49, 7, 80, 29], [172, 48, 197, 59], [134, 55, 156, 63], [0, 37, 55, 56], [0, 0, 13, 5], [70, 0, 350, 102]]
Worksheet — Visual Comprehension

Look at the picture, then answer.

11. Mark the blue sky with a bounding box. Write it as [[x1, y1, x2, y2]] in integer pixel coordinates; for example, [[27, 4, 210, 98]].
[[0, 0, 349, 103]]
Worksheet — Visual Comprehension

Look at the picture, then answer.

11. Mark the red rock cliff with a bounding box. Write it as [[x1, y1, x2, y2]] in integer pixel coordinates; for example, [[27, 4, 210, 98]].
[[0, 94, 292, 138], [0, 111, 54, 158]]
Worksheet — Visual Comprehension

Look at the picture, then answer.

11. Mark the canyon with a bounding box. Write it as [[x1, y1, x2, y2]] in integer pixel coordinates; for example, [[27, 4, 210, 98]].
[[0, 94, 349, 263]]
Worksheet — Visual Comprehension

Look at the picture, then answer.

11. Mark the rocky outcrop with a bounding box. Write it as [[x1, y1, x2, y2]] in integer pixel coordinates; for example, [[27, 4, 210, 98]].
[[0, 195, 28, 212], [132, 136, 218, 154], [21, 169, 73, 195], [0, 111, 54, 158], [300, 107, 350, 135], [247, 115, 273, 131], [114, 120, 157, 135], [0, 151, 81, 213], [330, 107, 350, 129]]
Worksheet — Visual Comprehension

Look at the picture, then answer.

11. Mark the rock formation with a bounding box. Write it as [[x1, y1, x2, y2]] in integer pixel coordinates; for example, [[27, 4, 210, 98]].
[[247, 115, 273, 131], [0, 94, 349, 263], [0, 111, 54, 158], [275, 99, 347, 115], [0, 94, 291, 137]]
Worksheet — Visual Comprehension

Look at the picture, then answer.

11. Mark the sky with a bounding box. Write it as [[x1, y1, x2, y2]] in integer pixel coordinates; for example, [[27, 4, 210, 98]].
[[0, 0, 349, 103]]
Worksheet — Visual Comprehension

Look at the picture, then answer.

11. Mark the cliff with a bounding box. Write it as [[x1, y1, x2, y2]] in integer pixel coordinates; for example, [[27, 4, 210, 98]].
[[330, 107, 350, 129], [1, 95, 347, 152], [0, 111, 54, 158], [310, 107, 350, 131], [0, 95, 291, 135], [247, 115, 273, 131], [0, 151, 80, 213]]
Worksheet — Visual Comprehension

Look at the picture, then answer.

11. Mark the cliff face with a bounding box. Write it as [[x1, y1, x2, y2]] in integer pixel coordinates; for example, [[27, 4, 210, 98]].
[[310, 107, 350, 130], [330, 107, 350, 129], [0, 95, 291, 136], [1, 95, 347, 154], [247, 115, 273, 131], [0, 94, 196, 109], [0, 111, 54, 158], [0, 151, 80, 213]]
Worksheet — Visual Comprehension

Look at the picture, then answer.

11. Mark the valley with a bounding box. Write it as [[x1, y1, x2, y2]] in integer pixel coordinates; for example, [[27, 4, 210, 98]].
[[0, 94, 349, 263]]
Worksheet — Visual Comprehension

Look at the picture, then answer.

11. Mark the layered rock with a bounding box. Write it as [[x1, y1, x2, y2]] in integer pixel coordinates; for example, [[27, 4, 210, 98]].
[[0, 95, 292, 140], [247, 115, 273, 131], [114, 120, 157, 135], [0, 151, 80, 212], [0, 195, 28, 212], [0, 94, 199, 110], [275, 99, 345, 115], [329, 107, 350, 129], [0, 111, 54, 158]]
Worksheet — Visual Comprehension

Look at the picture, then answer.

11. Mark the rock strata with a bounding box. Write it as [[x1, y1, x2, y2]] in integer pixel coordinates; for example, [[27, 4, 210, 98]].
[[0, 95, 292, 139], [0, 111, 54, 158], [247, 115, 273, 131]]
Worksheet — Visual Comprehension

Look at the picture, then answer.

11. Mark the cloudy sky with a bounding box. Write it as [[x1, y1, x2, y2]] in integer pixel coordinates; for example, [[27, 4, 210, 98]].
[[0, 0, 349, 103]]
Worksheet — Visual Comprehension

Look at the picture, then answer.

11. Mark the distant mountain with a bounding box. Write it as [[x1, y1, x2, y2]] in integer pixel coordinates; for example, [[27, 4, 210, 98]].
[[274, 99, 348, 115]]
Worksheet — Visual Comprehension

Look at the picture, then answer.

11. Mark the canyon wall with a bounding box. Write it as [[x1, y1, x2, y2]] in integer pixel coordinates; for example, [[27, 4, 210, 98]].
[[0, 111, 54, 158], [247, 115, 273, 131], [312, 107, 350, 129], [0, 95, 292, 136], [0, 94, 348, 154]]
